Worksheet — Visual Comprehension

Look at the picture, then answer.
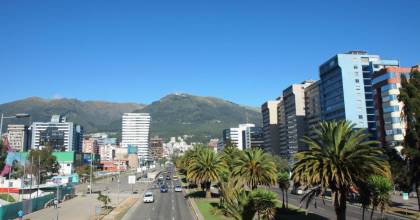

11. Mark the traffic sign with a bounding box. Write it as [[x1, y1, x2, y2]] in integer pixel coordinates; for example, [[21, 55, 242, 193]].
[[402, 192, 409, 200], [128, 175, 136, 184]]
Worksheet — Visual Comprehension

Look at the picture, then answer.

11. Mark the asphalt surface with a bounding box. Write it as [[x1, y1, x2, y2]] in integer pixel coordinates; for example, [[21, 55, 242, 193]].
[[125, 166, 194, 220], [271, 188, 411, 220]]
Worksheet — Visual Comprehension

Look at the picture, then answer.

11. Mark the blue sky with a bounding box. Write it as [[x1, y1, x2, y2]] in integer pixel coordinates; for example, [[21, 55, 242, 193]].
[[1, 0, 419, 106]]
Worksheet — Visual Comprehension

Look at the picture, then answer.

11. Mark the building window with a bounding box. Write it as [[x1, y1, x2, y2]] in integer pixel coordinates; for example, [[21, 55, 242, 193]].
[[355, 79, 360, 83], [359, 115, 363, 119], [354, 65, 358, 69]]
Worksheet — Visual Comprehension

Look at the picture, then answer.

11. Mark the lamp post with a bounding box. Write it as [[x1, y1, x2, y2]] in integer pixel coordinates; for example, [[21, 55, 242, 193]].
[[0, 113, 30, 137]]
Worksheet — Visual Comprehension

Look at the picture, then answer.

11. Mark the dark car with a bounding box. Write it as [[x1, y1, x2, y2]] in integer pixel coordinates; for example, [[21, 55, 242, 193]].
[[166, 176, 171, 180], [160, 185, 168, 193]]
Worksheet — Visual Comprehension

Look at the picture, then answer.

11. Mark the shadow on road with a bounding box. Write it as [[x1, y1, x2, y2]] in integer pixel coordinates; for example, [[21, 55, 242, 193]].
[[274, 208, 329, 220]]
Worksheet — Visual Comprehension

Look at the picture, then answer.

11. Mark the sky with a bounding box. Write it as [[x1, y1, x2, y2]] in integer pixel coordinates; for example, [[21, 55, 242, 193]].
[[0, 0, 419, 106]]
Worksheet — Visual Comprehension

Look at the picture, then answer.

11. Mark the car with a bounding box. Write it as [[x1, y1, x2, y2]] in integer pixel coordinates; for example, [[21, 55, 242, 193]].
[[291, 188, 304, 195], [174, 185, 182, 192], [166, 176, 171, 180], [160, 185, 168, 193], [143, 192, 154, 203], [158, 176, 164, 181], [173, 175, 178, 180]]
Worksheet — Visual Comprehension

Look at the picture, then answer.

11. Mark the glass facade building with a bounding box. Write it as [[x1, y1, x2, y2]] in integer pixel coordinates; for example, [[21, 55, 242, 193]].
[[319, 51, 399, 139]]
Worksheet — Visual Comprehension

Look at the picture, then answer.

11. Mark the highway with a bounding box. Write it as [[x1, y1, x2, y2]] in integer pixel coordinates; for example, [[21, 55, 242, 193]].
[[124, 166, 194, 220]]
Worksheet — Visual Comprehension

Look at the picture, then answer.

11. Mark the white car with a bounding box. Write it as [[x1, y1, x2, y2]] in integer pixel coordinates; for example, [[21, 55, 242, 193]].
[[174, 185, 182, 192], [143, 192, 154, 203]]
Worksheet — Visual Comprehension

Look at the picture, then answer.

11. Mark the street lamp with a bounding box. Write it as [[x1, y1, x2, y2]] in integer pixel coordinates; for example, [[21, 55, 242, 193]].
[[0, 113, 31, 137]]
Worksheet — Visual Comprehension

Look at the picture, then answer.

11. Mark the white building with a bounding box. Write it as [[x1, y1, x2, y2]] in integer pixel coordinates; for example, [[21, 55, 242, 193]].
[[222, 123, 255, 150], [121, 113, 151, 161], [30, 115, 83, 152], [7, 124, 30, 151]]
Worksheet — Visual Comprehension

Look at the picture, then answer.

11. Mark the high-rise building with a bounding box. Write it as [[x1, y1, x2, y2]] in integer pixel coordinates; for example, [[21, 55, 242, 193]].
[[372, 65, 420, 152], [7, 124, 30, 151], [31, 115, 83, 152], [304, 81, 321, 140], [277, 98, 287, 158], [150, 136, 164, 161], [319, 51, 399, 138], [121, 113, 151, 161], [222, 124, 262, 150], [281, 80, 315, 160], [261, 100, 280, 154]]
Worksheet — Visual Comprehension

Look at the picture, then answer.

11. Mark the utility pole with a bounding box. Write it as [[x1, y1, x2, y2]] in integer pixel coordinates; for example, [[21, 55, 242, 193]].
[[89, 152, 93, 194]]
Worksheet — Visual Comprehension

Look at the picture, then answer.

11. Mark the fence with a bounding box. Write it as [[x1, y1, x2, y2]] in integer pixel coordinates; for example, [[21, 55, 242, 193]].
[[0, 185, 75, 219]]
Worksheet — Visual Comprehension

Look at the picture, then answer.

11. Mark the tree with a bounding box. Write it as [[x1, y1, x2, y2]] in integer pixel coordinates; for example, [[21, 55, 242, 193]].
[[277, 172, 290, 208], [292, 121, 390, 220], [27, 147, 60, 184], [233, 148, 277, 189], [0, 140, 7, 173], [97, 192, 111, 210], [187, 148, 227, 198], [220, 144, 240, 172], [250, 188, 278, 220], [270, 155, 289, 173], [368, 175, 393, 220], [398, 69, 420, 211], [75, 165, 90, 183]]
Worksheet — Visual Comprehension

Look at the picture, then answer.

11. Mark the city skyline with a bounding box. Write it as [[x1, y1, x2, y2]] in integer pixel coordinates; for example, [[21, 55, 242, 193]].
[[1, 1, 419, 106]]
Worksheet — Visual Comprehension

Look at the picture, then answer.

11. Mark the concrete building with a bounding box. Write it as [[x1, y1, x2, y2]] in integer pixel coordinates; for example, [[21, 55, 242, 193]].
[[30, 115, 83, 152], [261, 100, 280, 154], [82, 137, 99, 155], [7, 124, 30, 151], [280, 80, 315, 160], [304, 81, 322, 140], [208, 138, 219, 153], [121, 113, 151, 161], [222, 123, 262, 150], [372, 65, 420, 152], [150, 136, 164, 161], [277, 98, 287, 158], [319, 51, 399, 139], [99, 144, 115, 162]]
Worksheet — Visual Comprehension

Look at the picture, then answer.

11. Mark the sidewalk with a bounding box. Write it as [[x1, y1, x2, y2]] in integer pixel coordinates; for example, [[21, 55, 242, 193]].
[[22, 193, 130, 220]]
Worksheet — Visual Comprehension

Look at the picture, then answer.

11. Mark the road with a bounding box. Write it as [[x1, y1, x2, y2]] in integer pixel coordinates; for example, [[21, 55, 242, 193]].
[[271, 188, 410, 220], [124, 167, 194, 220]]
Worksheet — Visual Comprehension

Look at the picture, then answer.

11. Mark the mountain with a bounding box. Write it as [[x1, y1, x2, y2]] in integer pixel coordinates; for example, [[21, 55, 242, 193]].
[[135, 93, 261, 142], [0, 97, 145, 133], [0, 94, 262, 142]]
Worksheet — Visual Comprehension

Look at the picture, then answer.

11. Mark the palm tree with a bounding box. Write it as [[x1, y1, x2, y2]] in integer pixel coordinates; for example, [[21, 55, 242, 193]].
[[250, 188, 278, 220], [368, 175, 393, 220], [233, 148, 277, 189], [277, 172, 290, 208], [220, 145, 240, 172], [292, 120, 390, 220], [187, 148, 227, 198]]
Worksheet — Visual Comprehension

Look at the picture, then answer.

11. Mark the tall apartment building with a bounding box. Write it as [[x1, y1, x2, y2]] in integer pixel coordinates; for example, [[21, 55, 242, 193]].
[[319, 51, 399, 139], [304, 81, 321, 140], [150, 136, 164, 161], [7, 124, 30, 151], [222, 123, 259, 150], [277, 98, 287, 157], [121, 113, 151, 161], [31, 115, 83, 152], [280, 80, 315, 161], [372, 65, 420, 152], [261, 100, 280, 154]]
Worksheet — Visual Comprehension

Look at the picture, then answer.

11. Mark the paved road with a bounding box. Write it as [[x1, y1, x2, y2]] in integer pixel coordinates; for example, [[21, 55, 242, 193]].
[[124, 167, 194, 220], [271, 188, 410, 220]]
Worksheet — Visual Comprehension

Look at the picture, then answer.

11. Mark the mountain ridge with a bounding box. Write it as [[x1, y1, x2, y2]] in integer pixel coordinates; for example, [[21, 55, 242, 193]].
[[0, 93, 261, 141]]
